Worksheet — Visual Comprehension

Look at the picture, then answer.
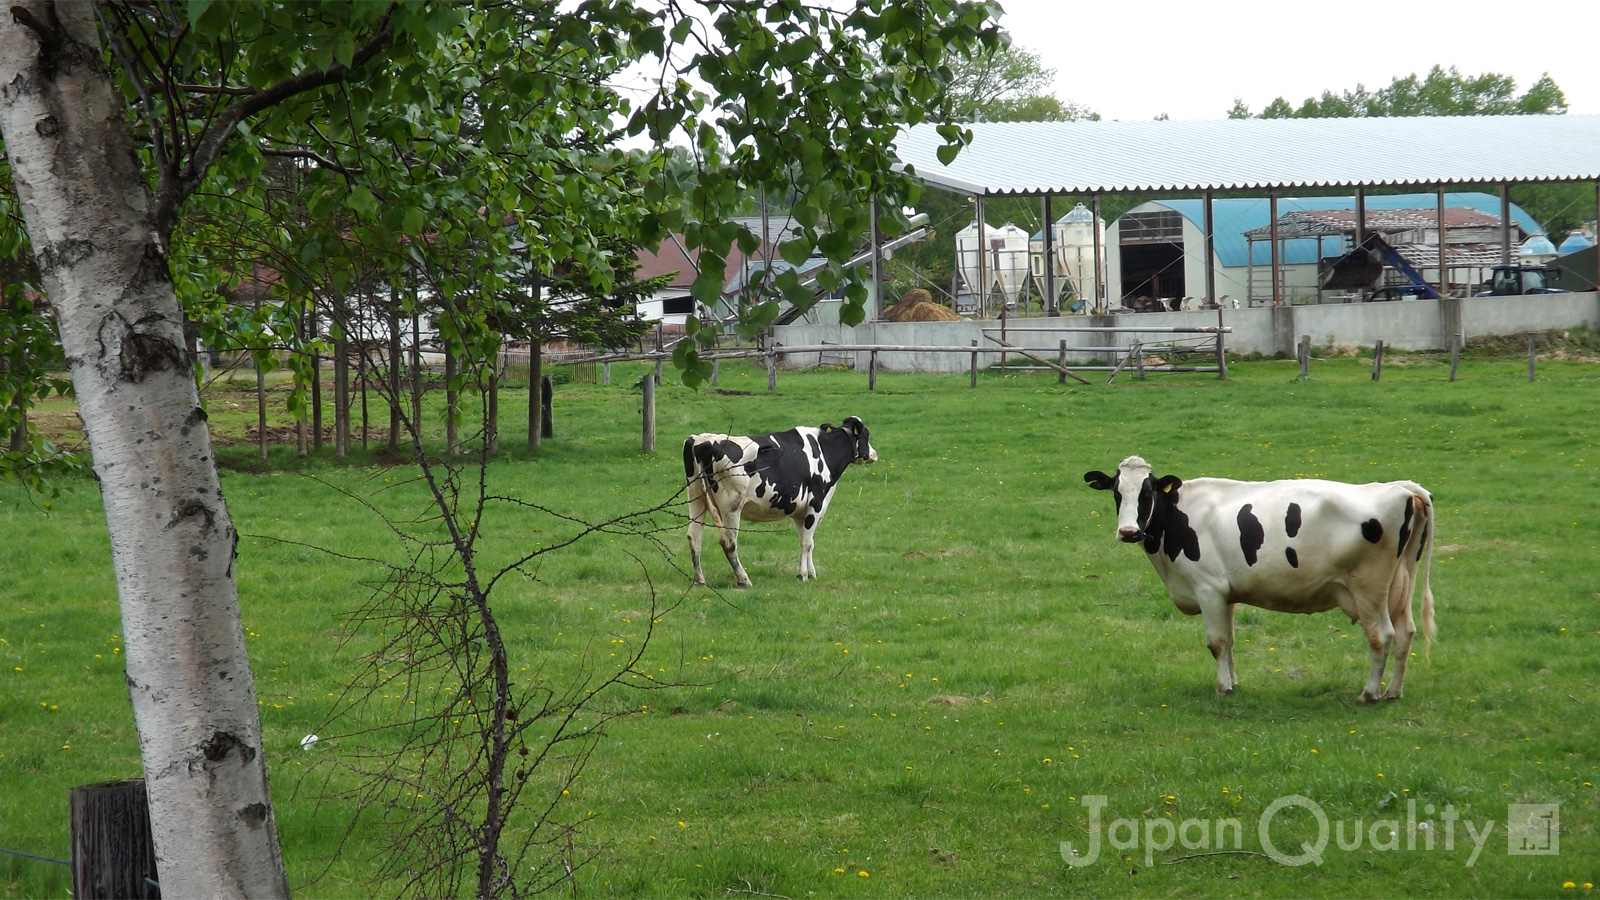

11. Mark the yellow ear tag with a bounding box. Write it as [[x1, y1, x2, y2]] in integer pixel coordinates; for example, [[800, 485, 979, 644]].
[[1162, 482, 1174, 493], [823, 425, 833, 432]]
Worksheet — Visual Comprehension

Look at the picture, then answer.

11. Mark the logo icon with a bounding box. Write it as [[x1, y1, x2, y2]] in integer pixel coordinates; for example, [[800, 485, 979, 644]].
[[1506, 804, 1559, 856]]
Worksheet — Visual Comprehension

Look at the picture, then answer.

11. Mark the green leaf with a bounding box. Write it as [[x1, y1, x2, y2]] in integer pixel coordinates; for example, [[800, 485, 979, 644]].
[[777, 238, 811, 266], [349, 185, 379, 216]]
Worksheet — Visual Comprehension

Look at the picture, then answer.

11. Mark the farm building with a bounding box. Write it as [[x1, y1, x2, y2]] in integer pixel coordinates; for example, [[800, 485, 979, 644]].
[[769, 115, 1600, 370], [1104, 193, 1543, 308]]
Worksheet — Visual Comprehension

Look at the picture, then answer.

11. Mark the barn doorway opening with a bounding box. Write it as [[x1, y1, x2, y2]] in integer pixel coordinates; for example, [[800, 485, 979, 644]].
[[1119, 210, 1186, 309]]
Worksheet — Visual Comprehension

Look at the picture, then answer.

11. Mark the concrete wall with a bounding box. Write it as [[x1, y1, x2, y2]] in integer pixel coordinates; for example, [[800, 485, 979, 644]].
[[771, 292, 1600, 372]]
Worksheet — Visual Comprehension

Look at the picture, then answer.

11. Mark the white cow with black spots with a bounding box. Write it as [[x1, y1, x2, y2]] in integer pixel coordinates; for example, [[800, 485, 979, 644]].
[[685, 417, 877, 587], [1084, 456, 1436, 702]]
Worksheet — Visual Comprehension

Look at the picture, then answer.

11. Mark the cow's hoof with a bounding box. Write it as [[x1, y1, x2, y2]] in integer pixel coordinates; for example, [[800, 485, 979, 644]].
[[1217, 686, 1234, 695], [1382, 691, 1403, 702], [1357, 691, 1382, 704], [692, 577, 706, 587]]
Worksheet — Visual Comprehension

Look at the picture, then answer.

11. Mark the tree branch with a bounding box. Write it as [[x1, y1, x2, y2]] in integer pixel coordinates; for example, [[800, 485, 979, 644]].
[[153, 6, 398, 237], [259, 145, 364, 176]]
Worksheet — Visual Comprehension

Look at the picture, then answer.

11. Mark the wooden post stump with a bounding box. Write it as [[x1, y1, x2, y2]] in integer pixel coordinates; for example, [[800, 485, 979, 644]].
[[970, 340, 978, 388], [1372, 340, 1385, 381], [1528, 334, 1537, 381], [641, 376, 656, 454], [70, 779, 160, 900], [869, 350, 878, 391], [1058, 339, 1067, 385], [1449, 332, 1462, 382], [1297, 334, 1311, 380], [541, 375, 554, 438]]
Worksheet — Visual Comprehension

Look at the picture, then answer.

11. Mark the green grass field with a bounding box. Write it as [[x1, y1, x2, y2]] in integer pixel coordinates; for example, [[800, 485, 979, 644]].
[[3, 349, 1597, 898]]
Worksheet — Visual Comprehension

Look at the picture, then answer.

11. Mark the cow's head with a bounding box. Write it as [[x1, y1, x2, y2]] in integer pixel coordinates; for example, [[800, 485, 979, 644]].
[[839, 416, 877, 464], [1083, 456, 1181, 544]]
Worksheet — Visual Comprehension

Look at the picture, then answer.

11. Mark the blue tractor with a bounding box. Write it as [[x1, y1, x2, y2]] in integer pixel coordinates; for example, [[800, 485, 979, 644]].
[[1475, 264, 1569, 296]]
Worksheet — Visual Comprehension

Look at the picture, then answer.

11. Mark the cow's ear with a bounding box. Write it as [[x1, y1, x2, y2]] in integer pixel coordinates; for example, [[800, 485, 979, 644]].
[[845, 417, 863, 435], [822, 423, 835, 432], [1156, 475, 1183, 493], [1084, 471, 1115, 490]]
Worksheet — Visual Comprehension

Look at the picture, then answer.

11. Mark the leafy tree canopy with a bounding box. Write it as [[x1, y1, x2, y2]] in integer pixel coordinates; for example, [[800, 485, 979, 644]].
[[1227, 67, 1591, 237], [1234, 66, 1568, 119], [943, 43, 1097, 123]]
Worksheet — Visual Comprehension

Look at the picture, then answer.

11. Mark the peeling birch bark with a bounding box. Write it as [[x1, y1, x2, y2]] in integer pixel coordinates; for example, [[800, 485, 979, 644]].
[[0, 4, 288, 897]]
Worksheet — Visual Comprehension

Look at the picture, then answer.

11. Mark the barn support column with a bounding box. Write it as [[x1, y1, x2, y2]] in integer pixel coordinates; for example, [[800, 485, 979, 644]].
[[1354, 186, 1367, 251], [1043, 194, 1058, 316], [1269, 190, 1281, 306], [1092, 193, 1104, 311], [1203, 190, 1216, 306], [869, 197, 883, 319], [1437, 185, 1449, 296], [975, 194, 989, 317], [1499, 183, 1512, 266]]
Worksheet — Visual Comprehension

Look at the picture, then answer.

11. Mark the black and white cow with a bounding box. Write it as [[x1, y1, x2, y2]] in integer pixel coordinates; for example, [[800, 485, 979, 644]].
[[1084, 456, 1436, 702], [685, 417, 877, 587]]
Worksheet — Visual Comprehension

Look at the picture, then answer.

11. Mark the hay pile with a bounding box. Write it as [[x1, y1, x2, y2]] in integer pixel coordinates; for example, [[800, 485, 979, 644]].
[[881, 288, 964, 322]]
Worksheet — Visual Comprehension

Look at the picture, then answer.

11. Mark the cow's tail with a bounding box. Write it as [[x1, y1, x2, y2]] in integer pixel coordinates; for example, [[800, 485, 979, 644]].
[[1406, 483, 1437, 654], [684, 438, 726, 532]]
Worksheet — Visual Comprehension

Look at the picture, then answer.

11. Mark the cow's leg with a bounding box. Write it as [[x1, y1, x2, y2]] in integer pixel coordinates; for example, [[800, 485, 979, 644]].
[[1382, 568, 1419, 701], [1357, 605, 1396, 704], [1199, 596, 1237, 694], [716, 503, 753, 588], [793, 513, 818, 580], [686, 478, 708, 586]]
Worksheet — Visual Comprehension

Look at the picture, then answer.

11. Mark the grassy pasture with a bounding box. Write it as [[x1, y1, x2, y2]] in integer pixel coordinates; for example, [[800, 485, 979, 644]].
[[3, 350, 1598, 898]]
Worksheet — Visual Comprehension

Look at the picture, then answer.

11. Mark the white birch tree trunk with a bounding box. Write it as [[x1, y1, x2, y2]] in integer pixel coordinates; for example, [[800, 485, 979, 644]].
[[0, 5, 288, 896]]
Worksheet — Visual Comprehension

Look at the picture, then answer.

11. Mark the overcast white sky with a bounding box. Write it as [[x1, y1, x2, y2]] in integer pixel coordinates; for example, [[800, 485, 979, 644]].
[[997, 0, 1600, 121]]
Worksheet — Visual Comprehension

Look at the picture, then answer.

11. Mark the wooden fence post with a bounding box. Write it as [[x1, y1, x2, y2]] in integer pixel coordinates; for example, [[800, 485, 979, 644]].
[[970, 340, 978, 388], [1134, 342, 1146, 380], [1528, 333, 1537, 381], [1297, 334, 1310, 380], [1372, 339, 1385, 381], [641, 375, 655, 454], [654, 358, 663, 385], [869, 349, 878, 391], [766, 347, 776, 391], [1449, 332, 1462, 382], [70, 779, 160, 900], [602, 361, 610, 386], [1058, 339, 1067, 385], [711, 358, 720, 387]]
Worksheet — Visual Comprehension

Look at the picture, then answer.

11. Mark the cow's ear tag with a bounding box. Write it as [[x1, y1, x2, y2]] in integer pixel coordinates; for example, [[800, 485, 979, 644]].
[[823, 424, 834, 432], [1163, 482, 1174, 493]]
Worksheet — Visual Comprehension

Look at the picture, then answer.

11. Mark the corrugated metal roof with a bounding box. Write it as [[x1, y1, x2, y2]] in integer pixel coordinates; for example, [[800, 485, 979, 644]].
[[1238, 206, 1504, 239], [1149, 193, 1539, 268], [894, 116, 1600, 195]]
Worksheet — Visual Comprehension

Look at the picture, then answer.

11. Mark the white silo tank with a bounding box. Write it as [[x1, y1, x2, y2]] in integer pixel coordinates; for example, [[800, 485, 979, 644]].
[[1054, 202, 1105, 310], [989, 222, 1032, 308], [955, 220, 993, 300]]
